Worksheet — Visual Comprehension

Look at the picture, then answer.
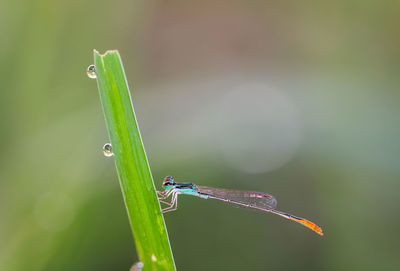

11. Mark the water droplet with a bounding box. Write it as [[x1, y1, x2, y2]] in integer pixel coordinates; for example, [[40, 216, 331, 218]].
[[151, 254, 157, 262], [87, 64, 96, 78], [130, 262, 144, 271], [102, 143, 113, 157]]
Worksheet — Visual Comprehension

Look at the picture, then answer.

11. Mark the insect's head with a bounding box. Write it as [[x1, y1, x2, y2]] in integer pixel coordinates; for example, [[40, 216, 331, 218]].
[[163, 176, 176, 189]]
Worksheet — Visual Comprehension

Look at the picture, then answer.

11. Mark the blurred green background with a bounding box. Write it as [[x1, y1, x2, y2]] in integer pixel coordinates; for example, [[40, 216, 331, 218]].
[[1, 0, 399, 270]]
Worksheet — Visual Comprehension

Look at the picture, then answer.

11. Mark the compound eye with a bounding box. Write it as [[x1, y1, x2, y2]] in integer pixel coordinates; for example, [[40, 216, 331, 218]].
[[163, 176, 174, 186]]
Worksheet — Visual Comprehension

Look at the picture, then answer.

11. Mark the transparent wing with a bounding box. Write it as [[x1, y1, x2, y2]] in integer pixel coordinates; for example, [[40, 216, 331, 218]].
[[197, 185, 323, 236], [196, 186, 324, 235], [197, 186, 277, 210]]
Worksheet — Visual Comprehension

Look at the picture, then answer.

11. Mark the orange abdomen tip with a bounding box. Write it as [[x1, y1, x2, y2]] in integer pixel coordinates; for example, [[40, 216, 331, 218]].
[[297, 218, 324, 236], [287, 215, 324, 236]]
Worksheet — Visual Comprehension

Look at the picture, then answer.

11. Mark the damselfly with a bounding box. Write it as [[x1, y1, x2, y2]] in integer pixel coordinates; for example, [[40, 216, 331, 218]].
[[158, 176, 323, 236]]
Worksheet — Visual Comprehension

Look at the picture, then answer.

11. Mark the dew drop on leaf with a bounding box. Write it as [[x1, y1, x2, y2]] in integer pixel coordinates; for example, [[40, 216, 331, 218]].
[[87, 64, 96, 78], [102, 143, 113, 157]]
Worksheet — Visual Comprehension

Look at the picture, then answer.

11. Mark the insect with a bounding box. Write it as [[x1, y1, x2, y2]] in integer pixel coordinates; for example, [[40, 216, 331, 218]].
[[158, 176, 323, 236]]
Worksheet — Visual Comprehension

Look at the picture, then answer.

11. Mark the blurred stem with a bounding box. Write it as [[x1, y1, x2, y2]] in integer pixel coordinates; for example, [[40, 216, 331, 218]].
[[93, 50, 176, 271]]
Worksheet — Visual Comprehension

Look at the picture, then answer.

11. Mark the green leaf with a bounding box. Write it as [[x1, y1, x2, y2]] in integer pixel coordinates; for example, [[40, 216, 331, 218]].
[[93, 50, 176, 271]]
